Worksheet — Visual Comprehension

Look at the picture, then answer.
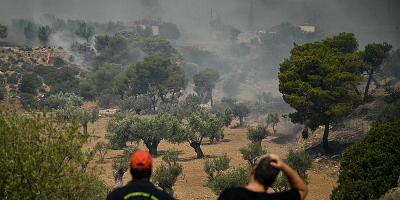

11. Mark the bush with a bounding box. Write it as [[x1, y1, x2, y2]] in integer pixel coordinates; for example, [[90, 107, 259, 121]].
[[153, 149, 183, 196], [207, 167, 249, 195], [6, 73, 19, 84], [239, 143, 266, 167], [246, 125, 270, 143], [375, 102, 400, 125], [286, 150, 312, 180], [19, 93, 36, 109], [331, 121, 400, 200], [18, 73, 42, 95], [0, 107, 108, 199]]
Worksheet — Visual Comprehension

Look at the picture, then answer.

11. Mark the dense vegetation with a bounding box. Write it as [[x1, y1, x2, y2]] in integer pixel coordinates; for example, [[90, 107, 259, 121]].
[[0, 107, 108, 199], [331, 121, 400, 200]]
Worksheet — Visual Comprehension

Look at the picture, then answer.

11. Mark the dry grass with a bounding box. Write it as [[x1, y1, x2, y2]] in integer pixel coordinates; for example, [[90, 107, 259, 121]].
[[83, 116, 337, 200]]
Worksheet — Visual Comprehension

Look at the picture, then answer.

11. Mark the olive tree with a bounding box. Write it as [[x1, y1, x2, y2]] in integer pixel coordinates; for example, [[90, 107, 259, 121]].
[[239, 143, 267, 167], [118, 95, 152, 114], [186, 108, 224, 158], [266, 113, 280, 134], [72, 105, 100, 135], [112, 146, 140, 187], [232, 102, 251, 126], [246, 125, 270, 144], [153, 148, 183, 197]]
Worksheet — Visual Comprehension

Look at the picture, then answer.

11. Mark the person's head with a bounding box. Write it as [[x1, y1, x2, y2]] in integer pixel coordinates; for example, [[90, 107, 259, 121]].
[[130, 151, 152, 180], [252, 156, 280, 188]]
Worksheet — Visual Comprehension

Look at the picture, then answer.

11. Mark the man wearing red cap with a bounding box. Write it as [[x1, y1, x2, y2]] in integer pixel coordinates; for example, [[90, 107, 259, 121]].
[[106, 151, 175, 200]]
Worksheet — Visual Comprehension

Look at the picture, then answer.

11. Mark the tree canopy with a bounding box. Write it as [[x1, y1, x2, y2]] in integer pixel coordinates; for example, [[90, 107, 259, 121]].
[[125, 55, 187, 108], [159, 22, 181, 40], [278, 32, 364, 153], [38, 25, 52, 46], [0, 24, 7, 38], [193, 68, 220, 106], [331, 121, 400, 200], [139, 35, 178, 59]]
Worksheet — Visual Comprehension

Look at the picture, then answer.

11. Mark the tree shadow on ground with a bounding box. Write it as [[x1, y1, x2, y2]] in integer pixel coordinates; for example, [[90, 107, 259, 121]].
[[178, 154, 215, 162], [231, 124, 249, 129], [305, 141, 356, 159], [271, 134, 297, 144], [202, 139, 231, 146]]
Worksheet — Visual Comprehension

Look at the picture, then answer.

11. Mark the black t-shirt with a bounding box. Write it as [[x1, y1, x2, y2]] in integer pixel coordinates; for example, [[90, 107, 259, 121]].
[[106, 180, 175, 200], [218, 187, 300, 200]]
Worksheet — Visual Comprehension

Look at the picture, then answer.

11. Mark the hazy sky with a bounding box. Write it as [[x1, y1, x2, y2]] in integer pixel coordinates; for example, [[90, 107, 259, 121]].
[[0, 0, 399, 48]]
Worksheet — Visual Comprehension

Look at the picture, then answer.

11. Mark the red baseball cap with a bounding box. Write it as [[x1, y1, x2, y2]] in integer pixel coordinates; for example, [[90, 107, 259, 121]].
[[130, 151, 152, 169]]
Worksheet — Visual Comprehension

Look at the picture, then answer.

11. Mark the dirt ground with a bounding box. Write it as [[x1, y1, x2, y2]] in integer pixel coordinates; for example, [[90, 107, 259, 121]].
[[83, 116, 338, 200]]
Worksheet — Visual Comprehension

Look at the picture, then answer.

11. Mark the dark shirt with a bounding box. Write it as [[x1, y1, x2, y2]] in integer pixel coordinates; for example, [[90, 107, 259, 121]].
[[218, 187, 300, 200], [106, 179, 175, 200]]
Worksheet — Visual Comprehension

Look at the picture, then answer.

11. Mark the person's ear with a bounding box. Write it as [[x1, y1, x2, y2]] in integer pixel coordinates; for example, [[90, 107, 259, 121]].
[[250, 166, 256, 175]]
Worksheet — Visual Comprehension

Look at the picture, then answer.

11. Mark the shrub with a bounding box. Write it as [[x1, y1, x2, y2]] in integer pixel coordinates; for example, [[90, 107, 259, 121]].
[[331, 121, 400, 200], [0, 107, 108, 199], [246, 125, 270, 143], [153, 149, 183, 197], [18, 73, 42, 95], [207, 167, 249, 195], [94, 141, 110, 163], [375, 102, 400, 125], [19, 93, 36, 110], [204, 154, 231, 180], [6, 73, 19, 84], [239, 143, 266, 167], [286, 150, 312, 180]]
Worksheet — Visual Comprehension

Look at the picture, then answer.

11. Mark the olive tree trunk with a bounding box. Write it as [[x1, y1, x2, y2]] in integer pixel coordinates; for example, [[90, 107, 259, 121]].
[[113, 169, 127, 187], [144, 140, 160, 156], [189, 141, 204, 158]]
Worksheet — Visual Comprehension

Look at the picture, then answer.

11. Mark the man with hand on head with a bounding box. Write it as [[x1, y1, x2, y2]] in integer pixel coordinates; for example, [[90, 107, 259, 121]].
[[106, 151, 175, 200], [218, 154, 308, 200]]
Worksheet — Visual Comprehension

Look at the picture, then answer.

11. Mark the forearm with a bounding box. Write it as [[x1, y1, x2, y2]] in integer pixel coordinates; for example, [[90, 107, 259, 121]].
[[281, 164, 308, 199]]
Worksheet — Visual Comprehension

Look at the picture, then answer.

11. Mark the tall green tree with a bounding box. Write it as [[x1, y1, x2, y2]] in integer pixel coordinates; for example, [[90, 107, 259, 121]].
[[139, 35, 178, 58], [113, 74, 129, 99], [24, 21, 37, 44], [0, 24, 7, 38], [75, 21, 95, 43], [159, 22, 181, 40], [125, 56, 187, 109], [0, 107, 108, 199], [362, 42, 392, 103], [278, 34, 364, 153], [93, 31, 141, 68], [193, 68, 220, 106], [232, 103, 251, 126], [87, 63, 122, 95], [38, 25, 52, 46], [186, 108, 224, 158]]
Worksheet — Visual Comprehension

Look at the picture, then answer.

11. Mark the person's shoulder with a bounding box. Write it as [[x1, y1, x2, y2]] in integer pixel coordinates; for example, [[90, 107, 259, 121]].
[[218, 187, 248, 200], [269, 189, 301, 200], [106, 187, 125, 200]]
